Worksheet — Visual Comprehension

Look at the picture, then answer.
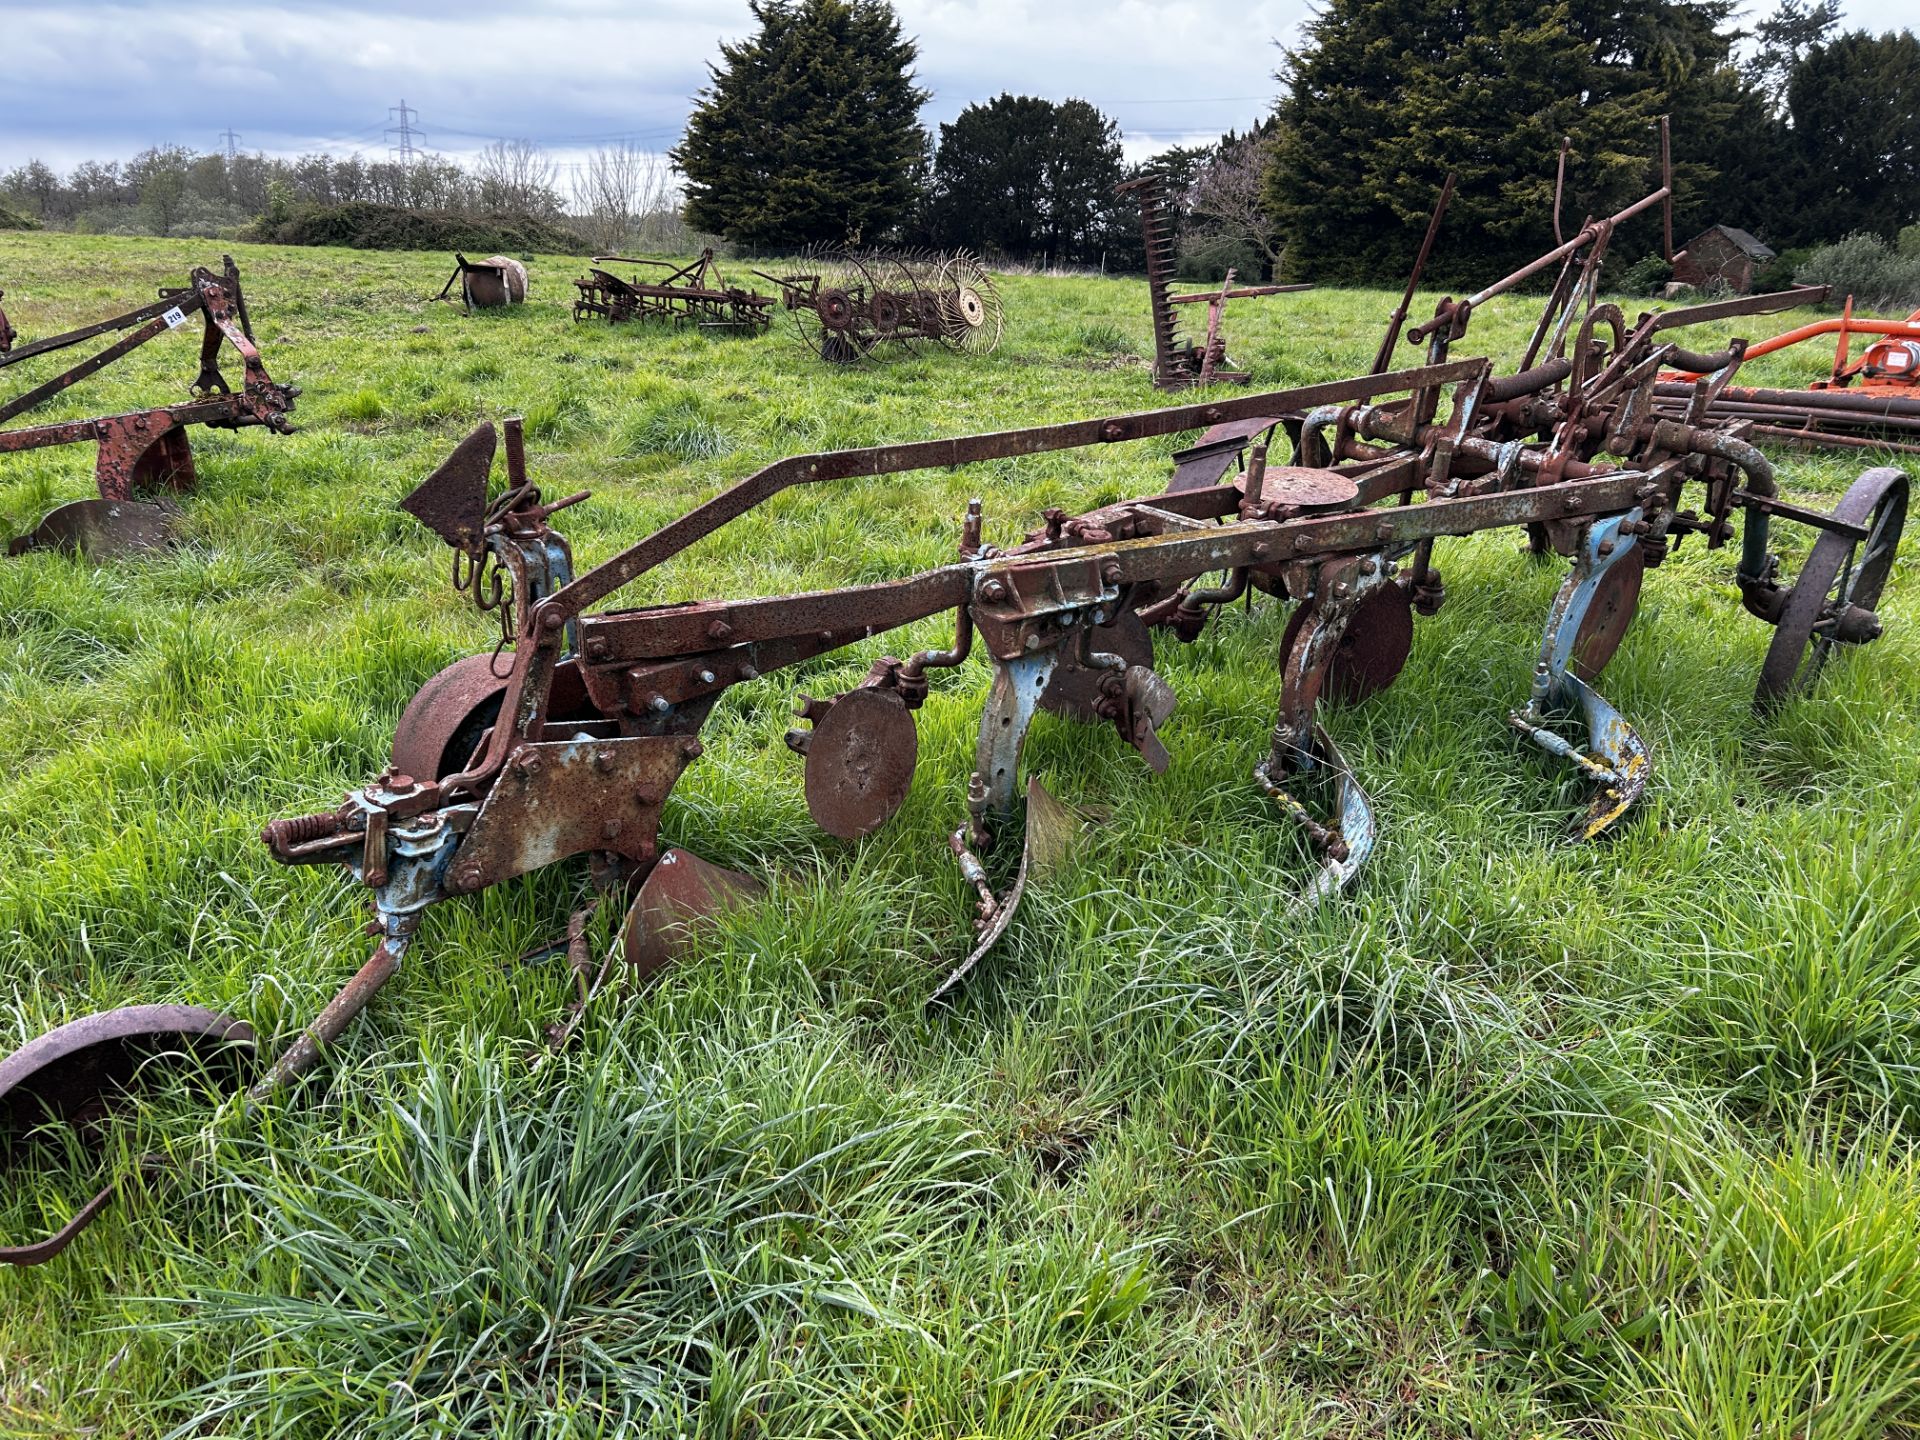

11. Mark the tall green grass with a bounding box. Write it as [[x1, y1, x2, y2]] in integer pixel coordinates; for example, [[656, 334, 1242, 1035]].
[[1, 229, 1916, 1436]]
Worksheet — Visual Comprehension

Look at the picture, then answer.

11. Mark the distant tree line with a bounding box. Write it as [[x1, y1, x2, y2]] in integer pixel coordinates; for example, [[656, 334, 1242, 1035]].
[[5, 0, 1913, 284], [674, 0, 1919, 283], [0, 139, 696, 254]]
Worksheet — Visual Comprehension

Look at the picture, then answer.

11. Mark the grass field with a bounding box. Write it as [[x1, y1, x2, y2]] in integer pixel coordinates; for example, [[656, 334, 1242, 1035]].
[[1, 229, 1918, 1439]]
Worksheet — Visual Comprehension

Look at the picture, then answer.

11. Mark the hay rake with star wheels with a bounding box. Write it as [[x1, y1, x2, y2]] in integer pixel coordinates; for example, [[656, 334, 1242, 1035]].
[[752, 246, 1003, 364]]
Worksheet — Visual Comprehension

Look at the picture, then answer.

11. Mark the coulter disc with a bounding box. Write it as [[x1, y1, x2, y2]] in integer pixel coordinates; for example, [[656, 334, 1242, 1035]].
[[803, 687, 920, 839], [1279, 582, 1415, 706], [1569, 542, 1644, 682]]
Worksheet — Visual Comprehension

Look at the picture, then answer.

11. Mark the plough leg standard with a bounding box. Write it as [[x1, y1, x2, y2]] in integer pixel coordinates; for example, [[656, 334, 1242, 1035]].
[[2, 211, 1909, 1265], [0, 257, 297, 557]]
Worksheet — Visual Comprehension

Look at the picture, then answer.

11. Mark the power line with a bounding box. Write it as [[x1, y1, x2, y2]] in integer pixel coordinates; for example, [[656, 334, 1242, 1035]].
[[386, 99, 420, 166], [218, 127, 241, 159]]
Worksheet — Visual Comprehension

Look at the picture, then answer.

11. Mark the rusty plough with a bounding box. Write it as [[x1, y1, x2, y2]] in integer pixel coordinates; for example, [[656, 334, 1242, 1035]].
[[3, 169, 1910, 1266], [752, 247, 1003, 363], [0, 257, 297, 558], [572, 248, 774, 331]]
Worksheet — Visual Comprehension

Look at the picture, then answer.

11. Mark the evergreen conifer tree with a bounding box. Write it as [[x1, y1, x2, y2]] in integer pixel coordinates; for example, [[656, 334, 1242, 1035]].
[[1263, 0, 1769, 284], [673, 0, 929, 248]]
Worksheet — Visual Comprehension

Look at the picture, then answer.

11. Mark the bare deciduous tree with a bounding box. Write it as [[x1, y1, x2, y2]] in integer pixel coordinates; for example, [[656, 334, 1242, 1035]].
[[1185, 134, 1287, 277], [572, 143, 693, 252], [476, 139, 562, 216]]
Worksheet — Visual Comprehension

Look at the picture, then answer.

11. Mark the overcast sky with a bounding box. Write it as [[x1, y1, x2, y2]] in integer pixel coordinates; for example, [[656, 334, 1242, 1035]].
[[2, 0, 1911, 178]]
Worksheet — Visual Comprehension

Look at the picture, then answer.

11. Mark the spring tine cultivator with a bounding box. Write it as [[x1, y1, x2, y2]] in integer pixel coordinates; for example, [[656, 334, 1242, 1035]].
[[571, 248, 774, 330], [0, 257, 297, 558], [752, 247, 1003, 364], [1117, 173, 1310, 389]]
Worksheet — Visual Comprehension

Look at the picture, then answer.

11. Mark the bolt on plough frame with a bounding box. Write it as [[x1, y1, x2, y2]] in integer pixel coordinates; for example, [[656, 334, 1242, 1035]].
[[0, 257, 297, 558], [1, 179, 1908, 1265]]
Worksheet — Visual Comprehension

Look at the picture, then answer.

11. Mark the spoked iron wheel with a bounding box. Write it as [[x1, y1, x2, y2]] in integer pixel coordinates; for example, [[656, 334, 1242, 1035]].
[[1755, 466, 1908, 711], [936, 251, 1004, 357], [860, 250, 924, 356], [787, 247, 874, 365]]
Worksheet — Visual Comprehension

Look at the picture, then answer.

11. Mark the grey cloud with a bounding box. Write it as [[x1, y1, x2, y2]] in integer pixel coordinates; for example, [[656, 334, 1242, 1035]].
[[1, 0, 1909, 171]]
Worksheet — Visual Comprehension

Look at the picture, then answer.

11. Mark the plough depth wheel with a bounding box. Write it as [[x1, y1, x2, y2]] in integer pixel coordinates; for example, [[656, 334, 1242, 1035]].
[[1755, 466, 1907, 710]]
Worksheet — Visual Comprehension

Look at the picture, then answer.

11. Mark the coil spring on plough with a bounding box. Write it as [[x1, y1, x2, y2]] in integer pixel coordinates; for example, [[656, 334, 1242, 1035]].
[[5, 148, 1909, 1269]]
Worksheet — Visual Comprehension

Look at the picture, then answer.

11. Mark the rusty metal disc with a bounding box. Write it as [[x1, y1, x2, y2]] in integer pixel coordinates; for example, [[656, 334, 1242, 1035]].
[[817, 287, 855, 330], [804, 687, 919, 840], [6, 498, 175, 559], [1570, 542, 1644, 682], [622, 847, 766, 983], [390, 653, 512, 781], [390, 654, 597, 781], [1254, 466, 1361, 514], [1042, 609, 1155, 722], [1280, 582, 1415, 705], [1, 1005, 254, 1148]]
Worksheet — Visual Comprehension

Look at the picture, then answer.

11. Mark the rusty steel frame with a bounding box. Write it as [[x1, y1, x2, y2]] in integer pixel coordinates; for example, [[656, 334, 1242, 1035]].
[[1117, 173, 1310, 390], [0, 257, 297, 555], [572, 248, 774, 330], [7, 158, 1909, 1265]]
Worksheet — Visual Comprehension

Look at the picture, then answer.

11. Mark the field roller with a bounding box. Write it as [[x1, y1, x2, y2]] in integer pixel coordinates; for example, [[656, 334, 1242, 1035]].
[[3, 211, 1907, 1260]]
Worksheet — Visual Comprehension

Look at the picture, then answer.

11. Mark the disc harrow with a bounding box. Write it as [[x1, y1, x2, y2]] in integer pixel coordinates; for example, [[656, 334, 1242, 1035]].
[[0, 257, 298, 558], [572, 248, 774, 331], [752, 247, 1003, 363]]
